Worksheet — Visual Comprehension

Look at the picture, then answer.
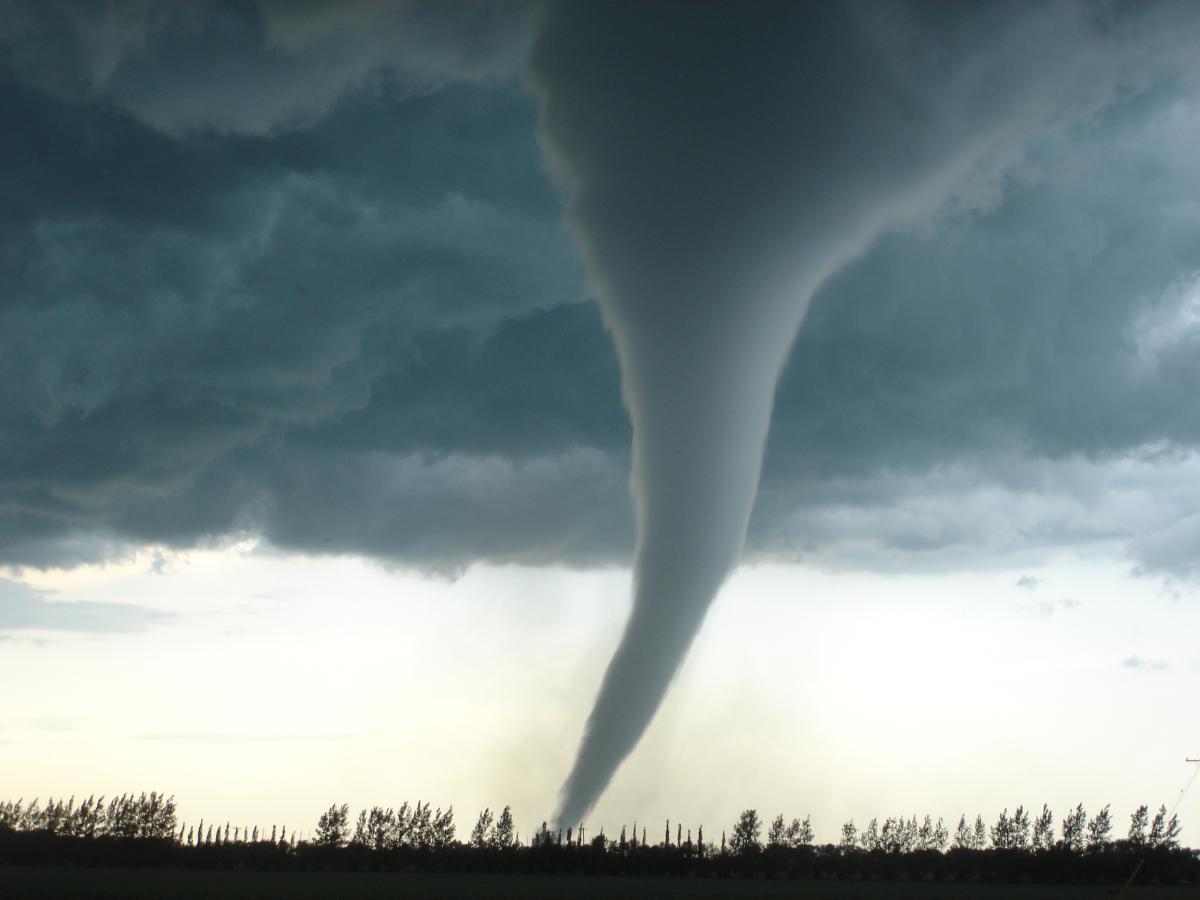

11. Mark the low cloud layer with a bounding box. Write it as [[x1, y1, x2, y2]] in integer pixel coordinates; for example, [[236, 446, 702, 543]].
[[0, 0, 1198, 584]]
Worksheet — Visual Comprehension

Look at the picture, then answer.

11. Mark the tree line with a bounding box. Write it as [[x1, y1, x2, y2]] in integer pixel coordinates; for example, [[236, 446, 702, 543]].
[[1, 791, 1195, 885]]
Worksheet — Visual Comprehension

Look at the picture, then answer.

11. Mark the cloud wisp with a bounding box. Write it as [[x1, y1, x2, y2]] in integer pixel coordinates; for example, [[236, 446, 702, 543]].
[[0, 578, 170, 633]]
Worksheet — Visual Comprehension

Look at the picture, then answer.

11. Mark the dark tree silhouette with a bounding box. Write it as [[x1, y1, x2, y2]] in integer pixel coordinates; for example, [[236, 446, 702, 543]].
[[1032, 804, 1054, 851], [469, 808, 494, 848], [491, 805, 515, 849], [840, 819, 858, 850], [860, 817, 879, 851], [1149, 804, 1181, 849], [1086, 804, 1112, 852], [766, 814, 786, 848], [1129, 804, 1149, 847], [991, 808, 1013, 849], [314, 803, 349, 847], [729, 809, 761, 855], [1061, 803, 1086, 853], [787, 815, 814, 848], [2, 790, 1195, 886], [953, 814, 971, 849], [1011, 806, 1031, 849]]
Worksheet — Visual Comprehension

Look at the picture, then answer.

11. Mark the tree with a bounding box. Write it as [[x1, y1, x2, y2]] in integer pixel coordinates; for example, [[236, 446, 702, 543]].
[[880, 817, 903, 853], [1060, 803, 1086, 853], [972, 815, 986, 851], [787, 815, 813, 847], [470, 808, 494, 848], [358, 806, 392, 851], [991, 808, 1013, 850], [933, 817, 949, 852], [1032, 804, 1054, 851], [393, 803, 412, 848], [839, 819, 858, 851], [431, 806, 455, 848], [352, 810, 370, 847], [491, 805, 515, 849], [1164, 812, 1182, 849], [953, 815, 972, 850], [901, 816, 919, 853], [1085, 804, 1112, 852], [912, 814, 946, 852], [730, 809, 761, 855], [1148, 805, 1180, 849], [1127, 805, 1149, 847], [409, 802, 433, 849], [766, 814, 786, 848], [314, 803, 350, 848], [860, 817, 880, 851], [1011, 806, 1031, 850]]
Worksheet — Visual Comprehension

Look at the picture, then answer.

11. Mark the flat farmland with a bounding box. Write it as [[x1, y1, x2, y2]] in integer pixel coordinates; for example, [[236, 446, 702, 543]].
[[2, 867, 1195, 900]]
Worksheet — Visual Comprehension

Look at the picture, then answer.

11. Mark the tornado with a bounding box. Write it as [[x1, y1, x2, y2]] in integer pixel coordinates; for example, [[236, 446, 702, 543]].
[[529, 0, 1171, 826]]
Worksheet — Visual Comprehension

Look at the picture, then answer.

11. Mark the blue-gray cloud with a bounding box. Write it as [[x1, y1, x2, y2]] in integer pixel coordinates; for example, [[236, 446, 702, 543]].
[[0, 578, 170, 632], [0, 0, 1198, 585]]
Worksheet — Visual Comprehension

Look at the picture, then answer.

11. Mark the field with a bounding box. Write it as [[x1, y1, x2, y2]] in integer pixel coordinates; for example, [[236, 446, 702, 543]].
[[2, 867, 1196, 900]]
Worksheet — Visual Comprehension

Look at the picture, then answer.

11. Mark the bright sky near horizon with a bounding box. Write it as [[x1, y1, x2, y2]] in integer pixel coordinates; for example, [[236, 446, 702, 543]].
[[3, 546, 1197, 844], [3, 0, 1200, 850]]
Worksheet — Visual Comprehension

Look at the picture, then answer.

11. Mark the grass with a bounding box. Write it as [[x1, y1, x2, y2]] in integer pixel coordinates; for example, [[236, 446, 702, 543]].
[[2, 867, 1197, 900]]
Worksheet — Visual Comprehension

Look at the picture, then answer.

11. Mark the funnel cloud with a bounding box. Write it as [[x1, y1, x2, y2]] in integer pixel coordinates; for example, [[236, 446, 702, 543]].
[[530, 0, 1189, 826]]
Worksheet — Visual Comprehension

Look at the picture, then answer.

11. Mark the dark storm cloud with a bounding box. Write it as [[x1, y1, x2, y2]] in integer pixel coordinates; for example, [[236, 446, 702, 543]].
[[0, 0, 1197, 591], [750, 77, 1200, 571], [0, 0, 534, 134], [0, 1, 591, 570], [0, 578, 169, 632]]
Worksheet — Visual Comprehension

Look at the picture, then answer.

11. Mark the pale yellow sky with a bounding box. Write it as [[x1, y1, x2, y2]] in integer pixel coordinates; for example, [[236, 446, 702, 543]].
[[2, 546, 1198, 845]]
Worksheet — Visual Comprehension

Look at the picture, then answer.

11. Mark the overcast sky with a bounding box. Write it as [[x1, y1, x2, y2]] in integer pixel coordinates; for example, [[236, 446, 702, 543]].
[[1, 0, 1199, 843]]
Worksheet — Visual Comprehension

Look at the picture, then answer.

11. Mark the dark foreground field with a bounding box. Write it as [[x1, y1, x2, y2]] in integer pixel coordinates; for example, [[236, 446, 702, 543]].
[[3, 867, 1196, 900]]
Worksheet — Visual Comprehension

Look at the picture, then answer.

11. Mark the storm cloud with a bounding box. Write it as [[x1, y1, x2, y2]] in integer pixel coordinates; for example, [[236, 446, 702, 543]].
[[0, 0, 1197, 590]]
